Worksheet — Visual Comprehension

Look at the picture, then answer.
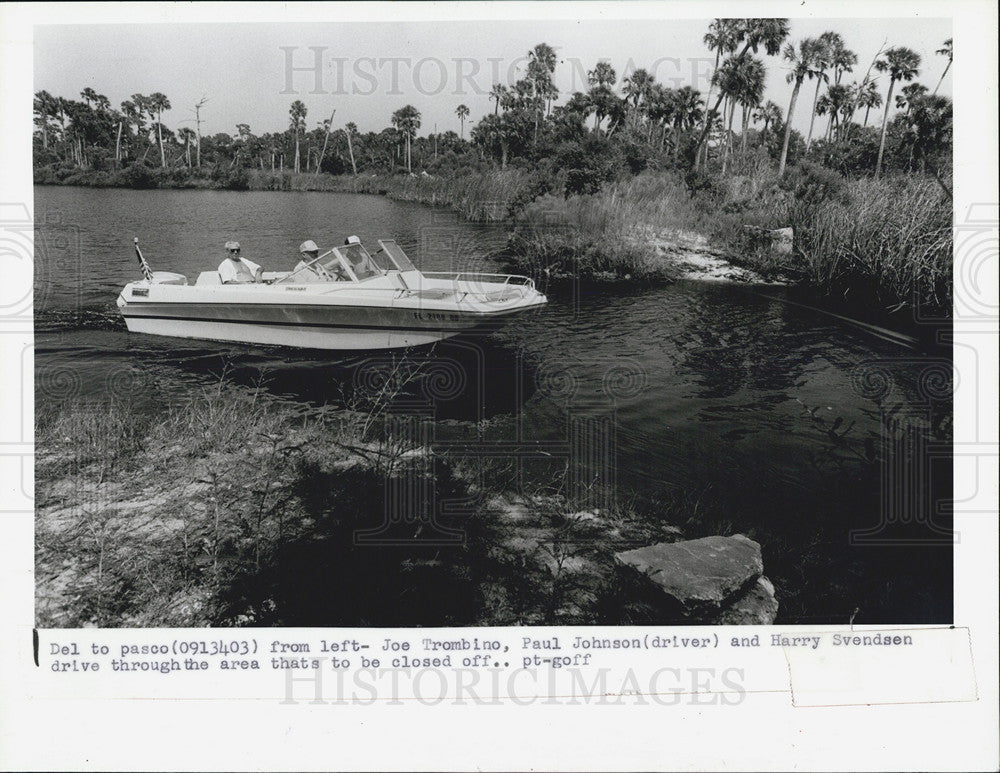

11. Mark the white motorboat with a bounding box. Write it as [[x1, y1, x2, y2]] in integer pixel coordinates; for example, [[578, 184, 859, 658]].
[[117, 238, 547, 350]]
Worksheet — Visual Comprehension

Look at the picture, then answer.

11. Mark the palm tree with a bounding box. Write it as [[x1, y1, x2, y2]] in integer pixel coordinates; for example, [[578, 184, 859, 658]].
[[779, 38, 823, 175], [588, 61, 617, 89], [642, 83, 674, 145], [623, 67, 655, 112], [344, 122, 358, 175], [831, 39, 858, 86], [288, 100, 307, 173], [455, 104, 470, 139], [527, 43, 558, 141], [127, 93, 152, 159], [855, 79, 882, 126], [587, 62, 618, 131], [816, 84, 853, 140], [700, 19, 740, 164], [33, 90, 59, 149], [906, 93, 951, 171], [874, 46, 921, 177], [752, 100, 783, 139], [692, 18, 790, 168], [821, 38, 858, 138], [391, 104, 421, 173], [177, 127, 196, 168], [489, 83, 507, 115], [713, 53, 764, 165], [735, 56, 766, 153], [806, 32, 841, 150], [896, 82, 929, 115], [933, 38, 953, 94], [670, 86, 704, 159], [147, 92, 171, 167]]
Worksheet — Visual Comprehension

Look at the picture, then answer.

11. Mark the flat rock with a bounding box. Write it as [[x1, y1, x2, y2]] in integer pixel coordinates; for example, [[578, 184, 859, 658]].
[[713, 576, 779, 625], [615, 535, 763, 613]]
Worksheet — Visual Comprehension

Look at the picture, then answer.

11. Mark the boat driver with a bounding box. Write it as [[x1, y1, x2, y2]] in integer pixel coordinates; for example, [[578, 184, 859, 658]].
[[295, 239, 348, 282], [218, 241, 263, 284], [342, 235, 378, 279]]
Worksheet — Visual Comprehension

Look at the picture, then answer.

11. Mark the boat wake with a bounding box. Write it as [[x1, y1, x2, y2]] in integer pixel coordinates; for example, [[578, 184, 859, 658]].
[[34, 306, 126, 333]]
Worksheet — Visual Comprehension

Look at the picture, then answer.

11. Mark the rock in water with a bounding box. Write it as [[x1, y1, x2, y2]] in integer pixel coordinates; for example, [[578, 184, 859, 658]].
[[615, 535, 764, 614]]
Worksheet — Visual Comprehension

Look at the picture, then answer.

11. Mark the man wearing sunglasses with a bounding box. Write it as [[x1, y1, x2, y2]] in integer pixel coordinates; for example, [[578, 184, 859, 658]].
[[218, 240, 263, 284]]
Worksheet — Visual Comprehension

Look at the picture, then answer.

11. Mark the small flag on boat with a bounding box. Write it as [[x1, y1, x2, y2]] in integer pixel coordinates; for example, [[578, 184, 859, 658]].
[[133, 237, 154, 281]]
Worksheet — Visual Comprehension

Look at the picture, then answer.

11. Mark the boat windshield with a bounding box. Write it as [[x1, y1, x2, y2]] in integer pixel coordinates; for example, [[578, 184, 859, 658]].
[[331, 243, 382, 280], [378, 240, 417, 272], [275, 241, 392, 284]]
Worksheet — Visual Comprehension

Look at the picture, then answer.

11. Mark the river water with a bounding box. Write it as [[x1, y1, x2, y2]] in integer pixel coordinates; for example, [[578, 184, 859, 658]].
[[33, 186, 953, 624]]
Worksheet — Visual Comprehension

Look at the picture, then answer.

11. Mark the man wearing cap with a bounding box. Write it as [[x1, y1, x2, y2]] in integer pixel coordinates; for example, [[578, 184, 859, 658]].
[[218, 241, 263, 284], [294, 239, 346, 282], [342, 235, 378, 279]]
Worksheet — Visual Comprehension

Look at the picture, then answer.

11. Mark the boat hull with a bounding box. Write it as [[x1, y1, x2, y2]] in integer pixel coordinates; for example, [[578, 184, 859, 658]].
[[117, 290, 542, 350], [121, 313, 462, 350]]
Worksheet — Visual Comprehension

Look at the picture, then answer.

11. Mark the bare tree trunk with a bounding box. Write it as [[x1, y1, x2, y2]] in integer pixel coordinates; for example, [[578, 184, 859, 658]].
[[315, 110, 336, 176], [875, 78, 896, 178], [346, 130, 357, 175], [157, 114, 166, 167], [806, 76, 823, 150], [933, 61, 951, 95], [115, 121, 123, 168], [697, 49, 721, 171], [722, 100, 735, 175], [779, 78, 803, 176]]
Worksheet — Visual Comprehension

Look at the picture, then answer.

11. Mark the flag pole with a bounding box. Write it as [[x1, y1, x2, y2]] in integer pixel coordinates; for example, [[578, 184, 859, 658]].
[[133, 237, 154, 281]]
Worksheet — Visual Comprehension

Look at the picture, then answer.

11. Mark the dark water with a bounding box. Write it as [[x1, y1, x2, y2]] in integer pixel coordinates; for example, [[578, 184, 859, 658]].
[[34, 186, 952, 624]]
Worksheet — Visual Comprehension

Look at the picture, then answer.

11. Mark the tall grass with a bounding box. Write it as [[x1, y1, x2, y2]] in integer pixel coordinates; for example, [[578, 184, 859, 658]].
[[501, 173, 696, 285], [505, 164, 952, 313], [791, 176, 952, 310], [518, 173, 703, 241]]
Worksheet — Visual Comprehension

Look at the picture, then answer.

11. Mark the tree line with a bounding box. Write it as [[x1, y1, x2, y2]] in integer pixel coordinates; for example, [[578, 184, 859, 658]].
[[34, 21, 953, 187]]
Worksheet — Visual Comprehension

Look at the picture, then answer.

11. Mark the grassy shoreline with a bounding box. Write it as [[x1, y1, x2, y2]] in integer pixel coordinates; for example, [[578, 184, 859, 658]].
[[35, 376, 699, 628], [35, 162, 952, 317]]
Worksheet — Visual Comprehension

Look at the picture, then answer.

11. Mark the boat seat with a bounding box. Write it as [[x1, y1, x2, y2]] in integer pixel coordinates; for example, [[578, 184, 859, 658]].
[[196, 271, 223, 286], [151, 271, 188, 286], [411, 288, 456, 300]]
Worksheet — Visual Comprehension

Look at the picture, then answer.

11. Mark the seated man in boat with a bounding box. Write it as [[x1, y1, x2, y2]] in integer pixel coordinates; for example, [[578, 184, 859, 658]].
[[218, 241, 263, 284], [341, 235, 379, 279], [294, 239, 348, 282]]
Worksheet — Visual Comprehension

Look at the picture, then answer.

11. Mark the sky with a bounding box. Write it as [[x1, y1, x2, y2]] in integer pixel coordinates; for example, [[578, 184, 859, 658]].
[[34, 16, 952, 140]]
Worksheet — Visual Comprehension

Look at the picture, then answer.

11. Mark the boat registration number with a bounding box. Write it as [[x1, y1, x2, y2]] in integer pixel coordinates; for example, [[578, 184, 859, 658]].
[[416, 312, 462, 322]]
